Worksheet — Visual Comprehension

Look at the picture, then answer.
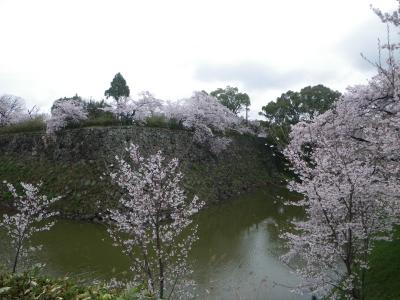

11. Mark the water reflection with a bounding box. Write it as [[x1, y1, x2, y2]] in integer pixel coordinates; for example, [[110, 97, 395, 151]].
[[191, 187, 306, 299], [1, 186, 308, 299]]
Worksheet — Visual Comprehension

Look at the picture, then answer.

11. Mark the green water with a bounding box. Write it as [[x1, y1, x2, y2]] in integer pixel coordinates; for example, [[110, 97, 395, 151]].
[[1, 187, 308, 299]]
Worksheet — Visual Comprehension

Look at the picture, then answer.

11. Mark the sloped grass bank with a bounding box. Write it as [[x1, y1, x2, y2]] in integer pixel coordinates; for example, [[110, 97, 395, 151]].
[[0, 127, 276, 218], [0, 115, 184, 135], [365, 230, 400, 300]]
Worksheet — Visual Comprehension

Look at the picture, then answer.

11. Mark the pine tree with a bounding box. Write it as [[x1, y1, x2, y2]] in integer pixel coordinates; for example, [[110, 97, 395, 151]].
[[104, 73, 130, 101]]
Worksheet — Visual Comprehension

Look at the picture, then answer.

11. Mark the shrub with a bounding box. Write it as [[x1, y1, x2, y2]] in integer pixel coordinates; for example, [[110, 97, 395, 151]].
[[0, 270, 150, 300], [0, 117, 45, 134], [82, 115, 121, 127], [144, 115, 167, 128]]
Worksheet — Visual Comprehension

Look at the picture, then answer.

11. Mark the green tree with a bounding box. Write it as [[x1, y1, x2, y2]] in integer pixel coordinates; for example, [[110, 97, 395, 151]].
[[84, 99, 113, 120], [259, 84, 341, 146], [104, 73, 130, 101], [210, 86, 250, 116]]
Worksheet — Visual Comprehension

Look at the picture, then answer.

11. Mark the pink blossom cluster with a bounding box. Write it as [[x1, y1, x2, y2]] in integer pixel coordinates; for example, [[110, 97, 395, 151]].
[[46, 99, 88, 134], [103, 91, 163, 123], [163, 91, 261, 154]]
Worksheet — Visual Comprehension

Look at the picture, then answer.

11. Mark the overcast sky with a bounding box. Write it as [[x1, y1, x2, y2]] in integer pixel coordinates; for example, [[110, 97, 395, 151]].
[[0, 0, 398, 119]]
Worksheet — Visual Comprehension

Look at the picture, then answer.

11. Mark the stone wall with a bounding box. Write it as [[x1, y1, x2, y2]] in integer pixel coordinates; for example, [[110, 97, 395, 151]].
[[0, 126, 278, 219]]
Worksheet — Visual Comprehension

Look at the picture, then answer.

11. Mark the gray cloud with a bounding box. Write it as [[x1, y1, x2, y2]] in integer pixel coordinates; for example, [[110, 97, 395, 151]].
[[337, 16, 396, 72], [195, 63, 284, 90], [194, 17, 396, 94], [195, 62, 339, 91]]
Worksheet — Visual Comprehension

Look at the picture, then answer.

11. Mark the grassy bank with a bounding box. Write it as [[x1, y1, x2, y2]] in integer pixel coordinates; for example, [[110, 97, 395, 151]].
[[0, 115, 184, 135], [365, 230, 400, 300], [0, 126, 275, 217]]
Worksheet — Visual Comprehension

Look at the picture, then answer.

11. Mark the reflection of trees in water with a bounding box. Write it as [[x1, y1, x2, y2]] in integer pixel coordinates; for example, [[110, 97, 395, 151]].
[[190, 187, 306, 300], [0, 228, 47, 273], [31, 220, 131, 282], [190, 186, 304, 277], [0, 230, 12, 269], [0, 186, 304, 298]]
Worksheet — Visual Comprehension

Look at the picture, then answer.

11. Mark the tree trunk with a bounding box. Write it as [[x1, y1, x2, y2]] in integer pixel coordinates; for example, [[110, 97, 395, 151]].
[[12, 241, 22, 273], [155, 216, 164, 299], [159, 257, 164, 299]]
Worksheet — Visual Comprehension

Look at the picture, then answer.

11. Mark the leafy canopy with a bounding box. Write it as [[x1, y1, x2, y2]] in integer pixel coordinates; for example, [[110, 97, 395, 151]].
[[260, 84, 341, 146], [260, 84, 341, 125], [210, 86, 250, 115]]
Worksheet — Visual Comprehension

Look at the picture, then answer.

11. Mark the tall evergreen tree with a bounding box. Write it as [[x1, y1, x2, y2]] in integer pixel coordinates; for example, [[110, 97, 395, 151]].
[[104, 73, 130, 101]]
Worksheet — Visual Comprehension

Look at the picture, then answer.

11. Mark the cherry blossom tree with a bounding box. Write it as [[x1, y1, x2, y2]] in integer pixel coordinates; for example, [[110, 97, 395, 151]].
[[281, 5, 400, 298], [0, 94, 43, 127], [0, 181, 62, 273], [164, 91, 240, 133], [105, 90, 261, 153], [107, 144, 204, 299], [46, 99, 88, 134], [163, 91, 256, 154], [104, 92, 163, 124], [0, 94, 25, 126], [102, 96, 135, 122], [26, 105, 40, 120], [135, 91, 163, 121]]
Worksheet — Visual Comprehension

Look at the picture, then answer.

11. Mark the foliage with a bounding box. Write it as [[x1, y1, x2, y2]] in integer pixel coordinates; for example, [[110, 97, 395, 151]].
[[210, 86, 250, 115], [0, 116, 45, 134], [84, 99, 114, 120], [144, 114, 168, 128], [0, 270, 147, 300], [82, 115, 122, 127], [105, 73, 130, 101], [107, 144, 205, 299], [0, 182, 62, 273], [163, 117, 184, 130], [260, 85, 340, 124], [260, 85, 341, 147], [281, 13, 400, 299]]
